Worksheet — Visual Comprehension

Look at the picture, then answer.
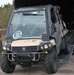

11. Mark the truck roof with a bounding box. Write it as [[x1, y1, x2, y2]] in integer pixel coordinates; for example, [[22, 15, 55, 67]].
[[14, 4, 52, 12]]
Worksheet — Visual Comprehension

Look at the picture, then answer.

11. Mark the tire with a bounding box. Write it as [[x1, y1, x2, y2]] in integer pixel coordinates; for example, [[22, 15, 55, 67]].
[[44, 48, 58, 74], [1, 54, 15, 73]]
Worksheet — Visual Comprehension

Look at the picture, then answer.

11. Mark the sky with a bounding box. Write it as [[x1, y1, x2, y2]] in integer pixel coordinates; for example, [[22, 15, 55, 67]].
[[0, 0, 12, 6]]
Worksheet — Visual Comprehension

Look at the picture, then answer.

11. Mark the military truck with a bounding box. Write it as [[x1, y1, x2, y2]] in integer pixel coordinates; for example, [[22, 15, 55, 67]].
[[1, 0, 74, 74]]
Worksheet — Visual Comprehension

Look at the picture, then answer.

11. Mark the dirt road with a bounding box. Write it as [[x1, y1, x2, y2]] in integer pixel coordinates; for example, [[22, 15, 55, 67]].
[[0, 56, 74, 75]]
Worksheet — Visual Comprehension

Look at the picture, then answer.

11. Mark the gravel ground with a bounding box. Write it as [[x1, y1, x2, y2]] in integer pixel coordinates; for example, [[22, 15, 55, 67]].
[[0, 56, 74, 75]]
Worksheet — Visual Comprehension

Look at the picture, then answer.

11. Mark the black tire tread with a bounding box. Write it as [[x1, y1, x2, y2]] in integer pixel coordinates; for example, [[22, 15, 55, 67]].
[[44, 50, 58, 74], [1, 54, 15, 73]]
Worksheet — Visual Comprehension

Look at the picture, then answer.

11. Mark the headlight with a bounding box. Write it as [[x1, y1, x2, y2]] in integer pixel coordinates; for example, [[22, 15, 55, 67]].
[[3, 46, 6, 50], [40, 43, 52, 50], [3, 44, 11, 51], [41, 46, 44, 49], [3, 46, 10, 50], [44, 45, 48, 49], [7, 47, 10, 50]]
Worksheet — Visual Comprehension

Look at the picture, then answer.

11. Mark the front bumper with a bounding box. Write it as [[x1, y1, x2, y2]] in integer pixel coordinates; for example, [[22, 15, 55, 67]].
[[4, 52, 45, 62]]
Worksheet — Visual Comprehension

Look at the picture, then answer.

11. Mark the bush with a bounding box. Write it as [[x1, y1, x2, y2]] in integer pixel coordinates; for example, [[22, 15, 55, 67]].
[[0, 4, 14, 29]]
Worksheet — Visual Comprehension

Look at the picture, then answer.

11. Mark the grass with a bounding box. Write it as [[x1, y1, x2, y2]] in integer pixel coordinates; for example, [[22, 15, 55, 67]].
[[1, 35, 6, 41]]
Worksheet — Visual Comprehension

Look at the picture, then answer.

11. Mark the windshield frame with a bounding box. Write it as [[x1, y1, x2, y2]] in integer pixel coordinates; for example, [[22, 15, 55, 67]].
[[6, 8, 49, 42]]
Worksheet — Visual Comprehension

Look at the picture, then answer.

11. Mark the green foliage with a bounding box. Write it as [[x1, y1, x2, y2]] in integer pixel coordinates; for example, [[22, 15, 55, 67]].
[[0, 3, 14, 29]]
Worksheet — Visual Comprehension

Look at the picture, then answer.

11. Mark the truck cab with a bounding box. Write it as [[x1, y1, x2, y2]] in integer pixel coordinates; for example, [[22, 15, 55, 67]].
[[1, 5, 68, 74], [7, 5, 67, 53]]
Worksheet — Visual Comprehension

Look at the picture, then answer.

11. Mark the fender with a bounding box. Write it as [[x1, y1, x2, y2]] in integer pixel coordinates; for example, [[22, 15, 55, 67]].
[[49, 39, 60, 54]]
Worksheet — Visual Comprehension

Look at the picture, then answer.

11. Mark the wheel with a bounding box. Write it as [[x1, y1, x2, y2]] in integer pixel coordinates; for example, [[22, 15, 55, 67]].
[[44, 48, 58, 74], [1, 54, 15, 73]]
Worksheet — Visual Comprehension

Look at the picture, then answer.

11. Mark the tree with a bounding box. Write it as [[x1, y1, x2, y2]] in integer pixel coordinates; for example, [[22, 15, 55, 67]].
[[0, 3, 14, 29]]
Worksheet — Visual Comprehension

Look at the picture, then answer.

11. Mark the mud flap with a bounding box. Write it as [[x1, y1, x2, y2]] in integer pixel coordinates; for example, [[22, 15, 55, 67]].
[[59, 45, 73, 63]]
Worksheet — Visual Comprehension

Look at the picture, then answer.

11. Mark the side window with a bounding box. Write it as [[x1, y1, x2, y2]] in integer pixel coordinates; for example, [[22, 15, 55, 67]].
[[51, 8, 57, 23], [50, 8, 57, 34]]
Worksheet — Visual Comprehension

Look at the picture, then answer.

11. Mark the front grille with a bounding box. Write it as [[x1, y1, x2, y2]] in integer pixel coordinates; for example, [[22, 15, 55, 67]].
[[12, 46, 38, 53]]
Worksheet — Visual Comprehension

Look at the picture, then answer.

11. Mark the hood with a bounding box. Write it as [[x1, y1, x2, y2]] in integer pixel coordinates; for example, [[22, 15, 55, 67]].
[[11, 39, 42, 47]]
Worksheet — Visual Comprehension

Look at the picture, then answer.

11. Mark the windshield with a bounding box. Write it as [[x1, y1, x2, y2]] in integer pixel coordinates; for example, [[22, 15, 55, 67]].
[[7, 11, 47, 40]]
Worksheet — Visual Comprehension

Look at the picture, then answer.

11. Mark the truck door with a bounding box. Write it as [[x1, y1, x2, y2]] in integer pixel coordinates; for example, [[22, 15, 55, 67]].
[[50, 7, 61, 53]]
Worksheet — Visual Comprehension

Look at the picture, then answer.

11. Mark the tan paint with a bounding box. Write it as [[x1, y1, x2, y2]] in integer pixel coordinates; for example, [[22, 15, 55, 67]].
[[11, 39, 42, 47], [11, 39, 56, 47], [41, 39, 56, 45], [50, 39, 56, 45]]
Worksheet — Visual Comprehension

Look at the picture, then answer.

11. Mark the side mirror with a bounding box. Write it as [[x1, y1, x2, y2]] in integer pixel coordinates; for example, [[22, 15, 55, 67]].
[[42, 32, 49, 41]]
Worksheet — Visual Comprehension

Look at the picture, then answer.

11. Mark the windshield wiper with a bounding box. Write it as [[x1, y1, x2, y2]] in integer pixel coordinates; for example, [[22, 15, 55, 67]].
[[23, 13, 43, 16]]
